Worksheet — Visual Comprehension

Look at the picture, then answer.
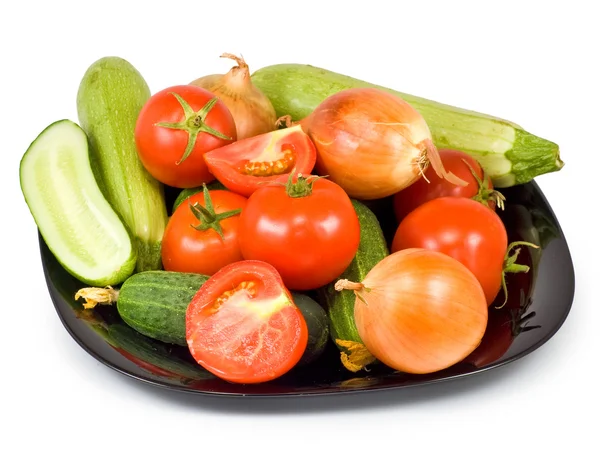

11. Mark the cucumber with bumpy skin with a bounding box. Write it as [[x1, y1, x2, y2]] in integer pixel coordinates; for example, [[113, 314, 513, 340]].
[[76, 271, 330, 366], [291, 293, 329, 366], [20, 119, 136, 286], [251, 64, 563, 187], [77, 56, 168, 272], [317, 199, 389, 372]]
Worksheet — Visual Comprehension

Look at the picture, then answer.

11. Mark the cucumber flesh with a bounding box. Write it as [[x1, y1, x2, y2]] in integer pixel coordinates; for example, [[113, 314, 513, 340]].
[[20, 120, 136, 286]]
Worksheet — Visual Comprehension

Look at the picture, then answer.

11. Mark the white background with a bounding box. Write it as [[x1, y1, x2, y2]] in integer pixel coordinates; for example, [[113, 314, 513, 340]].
[[2, 1, 598, 460]]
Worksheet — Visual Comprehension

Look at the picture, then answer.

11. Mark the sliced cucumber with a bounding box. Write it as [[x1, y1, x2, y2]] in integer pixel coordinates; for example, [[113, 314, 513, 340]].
[[20, 119, 137, 286]]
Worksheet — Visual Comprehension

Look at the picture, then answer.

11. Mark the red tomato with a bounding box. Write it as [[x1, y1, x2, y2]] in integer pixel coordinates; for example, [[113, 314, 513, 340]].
[[161, 188, 247, 276], [393, 149, 501, 222], [135, 85, 237, 188], [186, 260, 308, 384], [204, 125, 317, 197], [238, 175, 360, 291], [391, 197, 508, 306]]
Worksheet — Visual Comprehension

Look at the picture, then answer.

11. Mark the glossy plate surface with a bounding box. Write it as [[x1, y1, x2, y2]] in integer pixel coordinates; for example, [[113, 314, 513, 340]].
[[41, 181, 575, 397]]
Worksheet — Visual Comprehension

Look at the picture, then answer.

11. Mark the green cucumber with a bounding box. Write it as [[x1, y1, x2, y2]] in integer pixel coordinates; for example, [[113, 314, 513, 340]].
[[251, 64, 563, 187], [20, 120, 136, 286], [317, 199, 389, 371], [172, 181, 227, 213], [117, 271, 208, 346], [107, 323, 212, 381], [78, 271, 330, 366], [77, 56, 168, 272], [291, 293, 329, 366]]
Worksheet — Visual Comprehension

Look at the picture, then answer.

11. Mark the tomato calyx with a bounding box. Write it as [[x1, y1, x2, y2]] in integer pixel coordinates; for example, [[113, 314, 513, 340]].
[[462, 159, 506, 210], [283, 171, 327, 198], [189, 184, 242, 239], [155, 92, 233, 164], [496, 241, 540, 309]]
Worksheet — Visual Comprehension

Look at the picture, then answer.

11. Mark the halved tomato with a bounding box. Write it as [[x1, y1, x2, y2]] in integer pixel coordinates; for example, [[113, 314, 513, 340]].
[[185, 260, 308, 384], [203, 125, 317, 197]]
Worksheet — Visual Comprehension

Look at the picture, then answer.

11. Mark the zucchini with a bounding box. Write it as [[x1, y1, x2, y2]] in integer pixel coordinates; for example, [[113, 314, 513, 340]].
[[291, 292, 329, 366], [77, 56, 168, 272], [251, 64, 563, 187], [20, 120, 136, 286], [317, 199, 389, 372]]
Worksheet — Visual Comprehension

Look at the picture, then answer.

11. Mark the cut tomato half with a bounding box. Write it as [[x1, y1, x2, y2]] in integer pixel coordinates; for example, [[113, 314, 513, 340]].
[[185, 260, 308, 384], [203, 125, 317, 197]]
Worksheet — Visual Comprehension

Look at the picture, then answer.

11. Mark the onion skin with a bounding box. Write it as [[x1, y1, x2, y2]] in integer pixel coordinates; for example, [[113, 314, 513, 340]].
[[353, 248, 488, 374], [301, 88, 435, 200], [190, 54, 277, 140]]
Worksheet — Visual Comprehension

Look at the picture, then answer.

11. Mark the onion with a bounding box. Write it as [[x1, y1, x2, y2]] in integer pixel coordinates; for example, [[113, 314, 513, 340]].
[[190, 53, 277, 140], [301, 88, 466, 200], [335, 248, 488, 374]]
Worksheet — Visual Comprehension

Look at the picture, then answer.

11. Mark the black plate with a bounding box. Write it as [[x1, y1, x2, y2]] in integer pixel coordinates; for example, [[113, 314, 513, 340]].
[[40, 181, 575, 397]]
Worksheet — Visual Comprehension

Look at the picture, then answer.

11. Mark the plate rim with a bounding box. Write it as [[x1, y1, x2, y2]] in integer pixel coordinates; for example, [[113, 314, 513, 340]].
[[41, 180, 576, 398]]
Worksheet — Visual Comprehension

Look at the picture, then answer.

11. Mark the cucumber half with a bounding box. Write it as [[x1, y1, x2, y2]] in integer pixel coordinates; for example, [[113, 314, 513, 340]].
[[20, 119, 136, 286]]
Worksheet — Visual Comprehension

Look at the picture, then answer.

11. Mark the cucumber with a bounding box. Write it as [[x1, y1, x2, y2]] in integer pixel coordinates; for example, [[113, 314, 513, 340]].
[[251, 64, 563, 188], [172, 181, 227, 213], [291, 292, 329, 366], [77, 56, 168, 272], [107, 323, 212, 381], [77, 271, 330, 367], [20, 120, 136, 286], [116, 271, 209, 346], [317, 199, 389, 371]]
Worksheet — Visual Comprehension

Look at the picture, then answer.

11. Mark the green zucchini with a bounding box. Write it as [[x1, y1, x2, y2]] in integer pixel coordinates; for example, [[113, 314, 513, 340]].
[[291, 293, 329, 366], [317, 199, 389, 372], [251, 64, 563, 187], [20, 120, 136, 286], [172, 181, 227, 213], [77, 56, 168, 272]]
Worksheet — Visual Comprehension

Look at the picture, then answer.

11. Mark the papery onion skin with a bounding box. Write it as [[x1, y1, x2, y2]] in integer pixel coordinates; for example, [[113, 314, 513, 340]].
[[191, 54, 278, 140], [301, 88, 435, 200], [354, 248, 488, 374]]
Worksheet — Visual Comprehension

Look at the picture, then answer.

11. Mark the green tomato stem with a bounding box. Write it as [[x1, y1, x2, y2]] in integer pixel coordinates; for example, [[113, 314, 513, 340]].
[[155, 92, 232, 165], [190, 184, 241, 240]]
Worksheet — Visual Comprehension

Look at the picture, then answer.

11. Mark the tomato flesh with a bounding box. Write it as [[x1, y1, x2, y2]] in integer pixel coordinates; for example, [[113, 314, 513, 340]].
[[204, 125, 317, 197], [186, 260, 308, 384], [392, 197, 508, 306]]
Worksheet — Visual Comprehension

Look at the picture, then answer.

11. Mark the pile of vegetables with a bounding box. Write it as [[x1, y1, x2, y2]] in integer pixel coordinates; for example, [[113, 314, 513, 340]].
[[19, 53, 563, 385]]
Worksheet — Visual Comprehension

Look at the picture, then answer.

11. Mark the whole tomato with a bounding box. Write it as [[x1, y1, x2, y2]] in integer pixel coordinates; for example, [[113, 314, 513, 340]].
[[161, 186, 247, 276], [135, 85, 237, 188], [393, 149, 503, 222], [392, 197, 510, 306], [238, 174, 360, 291]]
